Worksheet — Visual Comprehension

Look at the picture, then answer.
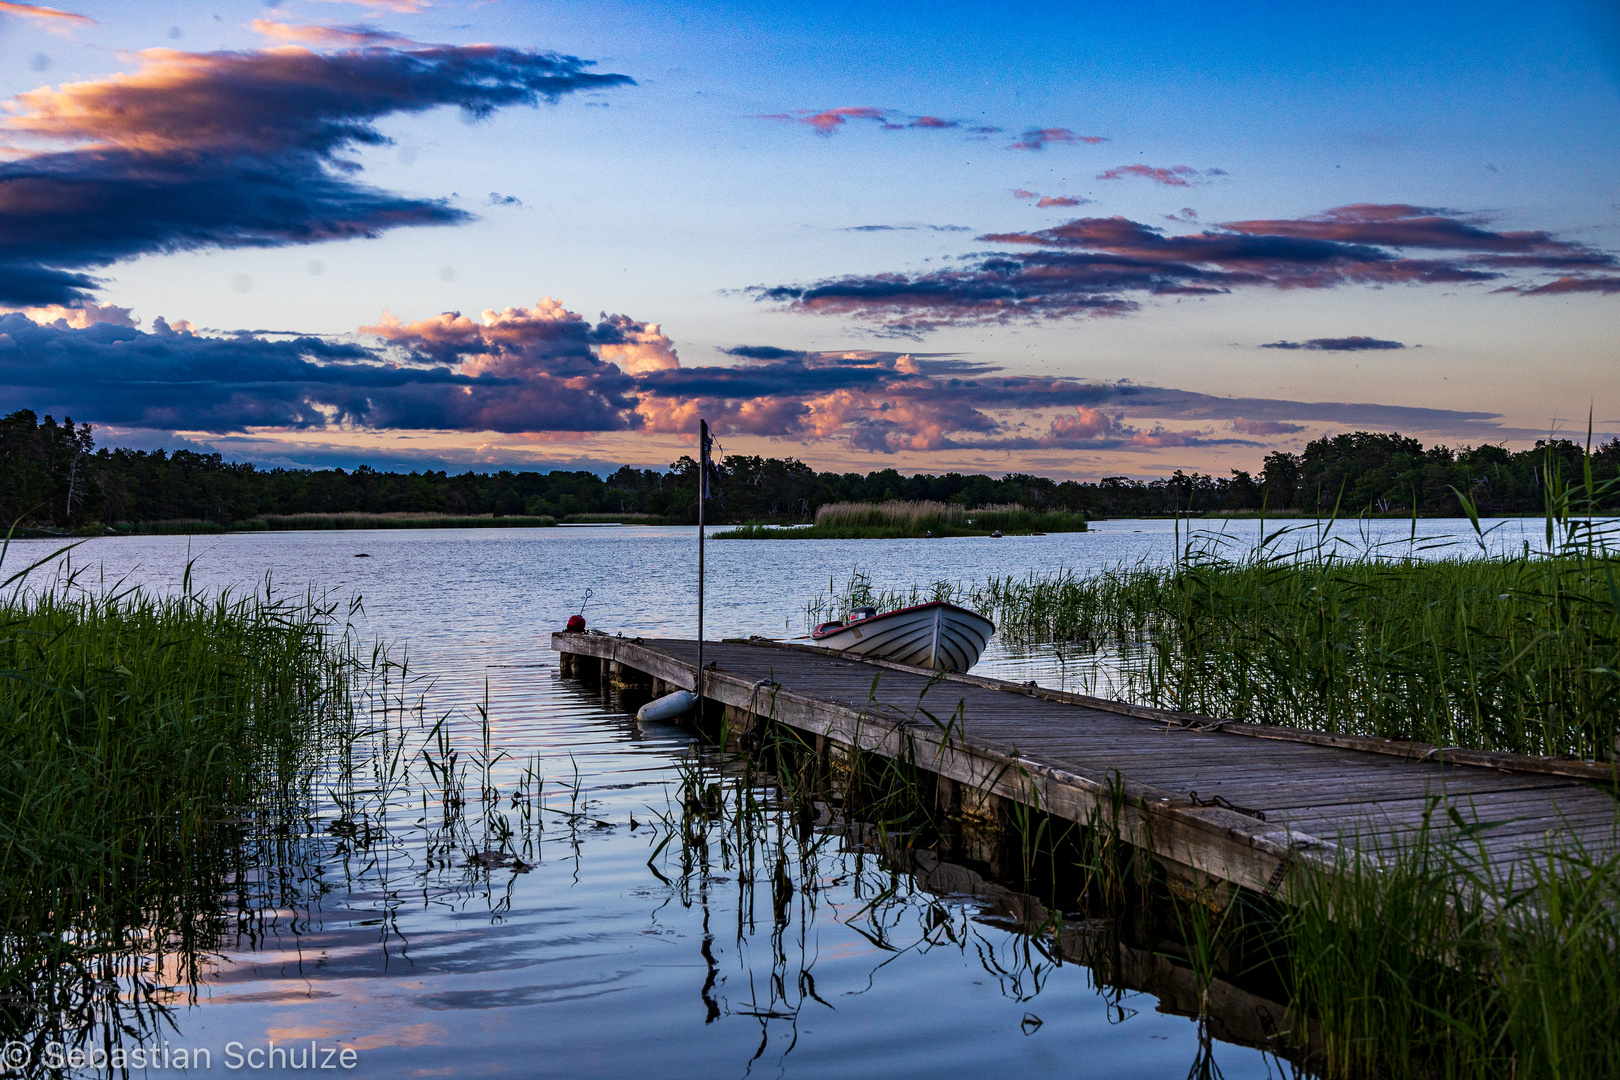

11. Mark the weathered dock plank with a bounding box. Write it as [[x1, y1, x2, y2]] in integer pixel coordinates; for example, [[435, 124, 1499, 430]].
[[554, 632, 1618, 895]]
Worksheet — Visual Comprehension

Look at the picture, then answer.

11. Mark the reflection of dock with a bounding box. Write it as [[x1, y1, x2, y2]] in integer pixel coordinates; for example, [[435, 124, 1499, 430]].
[[904, 845, 1291, 1054], [554, 633, 1618, 896]]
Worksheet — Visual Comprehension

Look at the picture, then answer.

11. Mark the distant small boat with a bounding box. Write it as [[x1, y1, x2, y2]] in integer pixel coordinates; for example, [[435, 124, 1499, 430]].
[[811, 601, 995, 671]]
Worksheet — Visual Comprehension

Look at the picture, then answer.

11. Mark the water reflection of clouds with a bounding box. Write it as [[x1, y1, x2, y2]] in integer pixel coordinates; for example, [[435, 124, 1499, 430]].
[[30, 520, 1590, 1075], [16, 527, 1298, 1079]]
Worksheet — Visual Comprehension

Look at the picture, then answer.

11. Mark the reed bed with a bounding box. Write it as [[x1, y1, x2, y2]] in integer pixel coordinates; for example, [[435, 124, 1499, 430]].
[[1281, 823, 1620, 1079], [978, 551, 1620, 759], [820, 499, 965, 530], [718, 500, 1086, 539], [679, 648, 1620, 1079], [0, 549, 359, 1011]]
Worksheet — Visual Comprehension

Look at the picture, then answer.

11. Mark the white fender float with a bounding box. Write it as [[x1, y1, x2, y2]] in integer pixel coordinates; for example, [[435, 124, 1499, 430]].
[[636, 690, 697, 723]]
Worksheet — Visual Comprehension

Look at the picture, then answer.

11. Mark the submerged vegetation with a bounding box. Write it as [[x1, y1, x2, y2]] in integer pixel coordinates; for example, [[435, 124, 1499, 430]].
[[638, 662, 1620, 1080], [715, 499, 1088, 539], [0, 541, 360, 1051]]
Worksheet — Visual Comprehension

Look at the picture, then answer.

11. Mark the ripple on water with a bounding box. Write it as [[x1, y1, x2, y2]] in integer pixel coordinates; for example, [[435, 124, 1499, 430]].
[[14, 521, 1531, 1077]]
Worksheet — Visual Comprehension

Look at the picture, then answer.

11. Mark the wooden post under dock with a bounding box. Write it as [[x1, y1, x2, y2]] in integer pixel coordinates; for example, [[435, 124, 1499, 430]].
[[554, 632, 1619, 898]]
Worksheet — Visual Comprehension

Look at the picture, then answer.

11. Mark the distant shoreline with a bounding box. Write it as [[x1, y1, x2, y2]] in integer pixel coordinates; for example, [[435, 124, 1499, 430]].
[[9, 512, 685, 539]]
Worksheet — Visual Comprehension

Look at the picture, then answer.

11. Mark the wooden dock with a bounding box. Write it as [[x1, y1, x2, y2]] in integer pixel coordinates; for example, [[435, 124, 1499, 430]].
[[553, 632, 1618, 898]]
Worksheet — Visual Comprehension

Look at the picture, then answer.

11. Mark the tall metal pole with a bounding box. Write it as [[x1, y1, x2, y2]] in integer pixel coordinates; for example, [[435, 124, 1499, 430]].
[[696, 419, 709, 721]]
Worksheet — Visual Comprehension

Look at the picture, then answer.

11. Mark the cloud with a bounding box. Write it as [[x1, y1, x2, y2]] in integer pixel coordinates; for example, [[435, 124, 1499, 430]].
[[0, 42, 632, 306], [307, 0, 430, 12], [1495, 275, 1620, 295], [487, 192, 523, 207], [0, 2, 93, 28], [0, 301, 649, 433], [1097, 164, 1220, 186], [758, 107, 965, 135], [1261, 336, 1406, 351], [594, 313, 681, 373], [1, 300, 135, 328], [757, 204, 1619, 332], [841, 224, 972, 232], [3, 305, 1564, 457], [1008, 127, 1108, 151], [1230, 417, 1305, 435], [1013, 189, 1091, 208], [1220, 203, 1598, 256], [248, 20, 414, 47], [722, 345, 804, 361], [629, 345, 1522, 451]]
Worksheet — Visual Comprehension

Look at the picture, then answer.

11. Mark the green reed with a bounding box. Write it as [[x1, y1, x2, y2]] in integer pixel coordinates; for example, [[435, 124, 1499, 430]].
[[981, 552, 1620, 759], [717, 500, 1086, 539], [0, 545, 360, 1008], [1278, 816, 1620, 1079]]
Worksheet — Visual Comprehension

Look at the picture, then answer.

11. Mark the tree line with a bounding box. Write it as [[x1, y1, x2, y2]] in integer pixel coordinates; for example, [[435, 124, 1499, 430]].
[[2, 409, 1615, 530]]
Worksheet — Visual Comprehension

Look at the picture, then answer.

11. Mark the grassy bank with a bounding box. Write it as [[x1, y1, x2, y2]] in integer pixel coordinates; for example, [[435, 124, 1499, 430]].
[[715, 499, 1088, 539], [0, 554, 357, 1005]]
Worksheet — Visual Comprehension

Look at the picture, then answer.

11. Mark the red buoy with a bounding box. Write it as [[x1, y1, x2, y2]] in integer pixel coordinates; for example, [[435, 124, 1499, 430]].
[[566, 614, 586, 632]]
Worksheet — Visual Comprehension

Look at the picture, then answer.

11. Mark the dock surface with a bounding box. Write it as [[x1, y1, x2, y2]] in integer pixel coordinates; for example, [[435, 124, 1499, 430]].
[[555, 633, 1618, 896]]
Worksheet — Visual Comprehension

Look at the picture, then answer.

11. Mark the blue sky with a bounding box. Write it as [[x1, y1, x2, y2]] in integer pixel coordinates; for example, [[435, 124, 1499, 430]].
[[0, 0, 1615, 475]]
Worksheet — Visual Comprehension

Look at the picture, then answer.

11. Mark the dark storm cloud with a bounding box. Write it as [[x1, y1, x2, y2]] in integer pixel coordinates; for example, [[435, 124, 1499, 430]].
[[0, 42, 632, 305]]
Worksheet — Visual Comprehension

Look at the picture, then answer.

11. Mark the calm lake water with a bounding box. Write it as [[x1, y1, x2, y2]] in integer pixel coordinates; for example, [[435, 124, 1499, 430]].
[[5, 517, 1559, 1078]]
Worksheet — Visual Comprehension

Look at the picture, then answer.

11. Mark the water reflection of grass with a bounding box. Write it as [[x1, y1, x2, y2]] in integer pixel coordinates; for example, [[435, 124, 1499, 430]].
[[0, 540, 360, 1057], [788, 487, 1620, 1076], [657, 674, 1620, 1079]]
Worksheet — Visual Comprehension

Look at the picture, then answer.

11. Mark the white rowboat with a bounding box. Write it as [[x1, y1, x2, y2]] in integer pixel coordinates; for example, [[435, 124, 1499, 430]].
[[810, 601, 995, 671]]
